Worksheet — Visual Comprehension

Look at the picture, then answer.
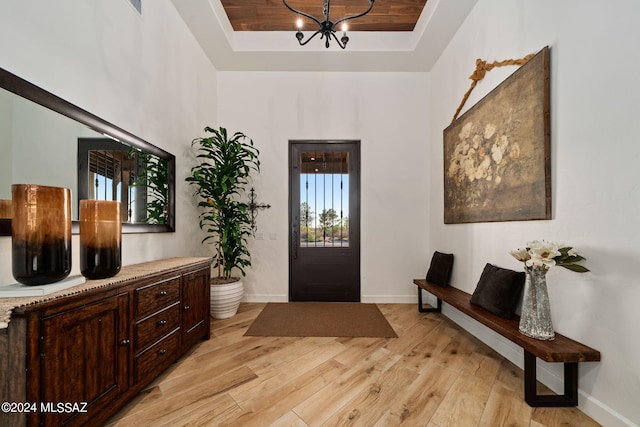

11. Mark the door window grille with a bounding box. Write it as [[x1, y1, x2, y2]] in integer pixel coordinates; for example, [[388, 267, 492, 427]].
[[299, 151, 349, 247]]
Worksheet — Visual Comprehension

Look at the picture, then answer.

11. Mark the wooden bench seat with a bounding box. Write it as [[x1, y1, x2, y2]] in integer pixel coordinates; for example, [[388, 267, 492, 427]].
[[414, 278, 601, 407]]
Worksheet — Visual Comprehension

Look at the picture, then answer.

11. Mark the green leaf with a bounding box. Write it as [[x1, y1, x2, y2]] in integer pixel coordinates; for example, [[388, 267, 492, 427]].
[[560, 264, 590, 273], [186, 125, 260, 277]]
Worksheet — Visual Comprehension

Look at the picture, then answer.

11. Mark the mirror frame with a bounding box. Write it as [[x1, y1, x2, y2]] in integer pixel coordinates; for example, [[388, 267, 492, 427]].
[[0, 67, 175, 235]]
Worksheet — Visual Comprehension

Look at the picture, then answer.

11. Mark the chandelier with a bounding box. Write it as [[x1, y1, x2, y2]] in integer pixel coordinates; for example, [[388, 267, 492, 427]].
[[282, 0, 375, 49]]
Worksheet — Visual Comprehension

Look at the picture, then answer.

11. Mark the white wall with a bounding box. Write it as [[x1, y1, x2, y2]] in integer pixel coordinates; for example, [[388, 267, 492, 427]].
[[216, 71, 430, 302], [2, 0, 637, 424], [428, 1, 640, 425], [0, 0, 218, 284]]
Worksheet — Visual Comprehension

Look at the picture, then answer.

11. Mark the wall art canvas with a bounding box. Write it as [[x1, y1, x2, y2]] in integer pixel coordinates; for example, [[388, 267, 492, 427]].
[[443, 46, 551, 224]]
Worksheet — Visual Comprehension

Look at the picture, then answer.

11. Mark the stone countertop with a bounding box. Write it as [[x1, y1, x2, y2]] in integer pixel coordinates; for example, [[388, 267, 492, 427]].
[[0, 257, 211, 329]]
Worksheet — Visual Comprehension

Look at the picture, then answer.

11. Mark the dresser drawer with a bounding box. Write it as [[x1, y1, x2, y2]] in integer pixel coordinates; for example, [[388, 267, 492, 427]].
[[134, 329, 180, 384], [135, 276, 180, 319], [135, 302, 181, 352]]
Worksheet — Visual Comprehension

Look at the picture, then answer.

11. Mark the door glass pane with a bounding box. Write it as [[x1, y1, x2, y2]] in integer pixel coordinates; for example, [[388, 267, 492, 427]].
[[299, 151, 349, 247]]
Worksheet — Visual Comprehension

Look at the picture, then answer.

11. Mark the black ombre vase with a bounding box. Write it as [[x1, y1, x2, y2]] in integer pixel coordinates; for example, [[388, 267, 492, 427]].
[[11, 184, 72, 285], [79, 200, 122, 280]]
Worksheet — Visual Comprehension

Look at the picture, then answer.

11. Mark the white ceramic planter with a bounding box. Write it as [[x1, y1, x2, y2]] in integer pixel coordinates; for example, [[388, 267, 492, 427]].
[[210, 279, 244, 319]]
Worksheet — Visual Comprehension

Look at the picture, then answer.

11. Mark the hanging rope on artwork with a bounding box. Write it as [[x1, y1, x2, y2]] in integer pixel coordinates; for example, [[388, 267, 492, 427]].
[[451, 53, 536, 124]]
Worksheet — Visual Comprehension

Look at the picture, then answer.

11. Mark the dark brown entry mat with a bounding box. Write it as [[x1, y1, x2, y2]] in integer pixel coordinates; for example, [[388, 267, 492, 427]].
[[244, 302, 397, 338]]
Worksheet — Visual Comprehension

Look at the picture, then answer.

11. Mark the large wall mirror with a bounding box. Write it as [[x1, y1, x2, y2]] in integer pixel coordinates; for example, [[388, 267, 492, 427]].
[[0, 67, 175, 235]]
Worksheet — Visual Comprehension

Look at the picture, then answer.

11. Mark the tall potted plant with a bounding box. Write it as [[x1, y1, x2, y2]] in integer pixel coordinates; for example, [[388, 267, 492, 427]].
[[186, 126, 260, 318]]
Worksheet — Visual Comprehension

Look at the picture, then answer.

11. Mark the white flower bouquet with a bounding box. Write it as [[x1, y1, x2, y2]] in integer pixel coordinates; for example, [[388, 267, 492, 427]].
[[509, 240, 589, 272]]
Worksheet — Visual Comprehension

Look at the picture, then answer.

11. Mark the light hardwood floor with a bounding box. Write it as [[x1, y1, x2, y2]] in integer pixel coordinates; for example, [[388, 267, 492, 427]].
[[106, 303, 600, 426]]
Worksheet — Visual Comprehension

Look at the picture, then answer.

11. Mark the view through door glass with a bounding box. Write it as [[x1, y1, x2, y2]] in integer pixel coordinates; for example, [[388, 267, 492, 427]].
[[290, 141, 360, 302], [300, 151, 349, 248]]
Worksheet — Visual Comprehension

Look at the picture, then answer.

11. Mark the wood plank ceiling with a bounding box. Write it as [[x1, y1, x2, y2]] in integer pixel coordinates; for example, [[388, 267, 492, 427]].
[[220, 0, 429, 32]]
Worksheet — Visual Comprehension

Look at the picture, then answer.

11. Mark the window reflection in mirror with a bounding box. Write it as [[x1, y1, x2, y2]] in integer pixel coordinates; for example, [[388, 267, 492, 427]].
[[130, 149, 169, 225], [78, 139, 169, 225]]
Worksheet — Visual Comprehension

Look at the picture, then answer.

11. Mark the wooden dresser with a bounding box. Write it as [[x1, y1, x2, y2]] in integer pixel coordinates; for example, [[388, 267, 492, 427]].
[[0, 257, 211, 427]]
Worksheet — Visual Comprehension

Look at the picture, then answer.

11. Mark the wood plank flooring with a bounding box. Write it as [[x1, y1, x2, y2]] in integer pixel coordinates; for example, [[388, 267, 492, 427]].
[[105, 303, 600, 427]]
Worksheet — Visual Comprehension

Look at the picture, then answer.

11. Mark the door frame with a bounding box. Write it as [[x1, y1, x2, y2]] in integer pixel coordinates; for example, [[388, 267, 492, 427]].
[[288, 140, 361, 301]]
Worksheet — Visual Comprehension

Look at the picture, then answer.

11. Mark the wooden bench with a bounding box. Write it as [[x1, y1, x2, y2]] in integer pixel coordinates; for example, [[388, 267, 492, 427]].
[[414, 278, 601, 408]]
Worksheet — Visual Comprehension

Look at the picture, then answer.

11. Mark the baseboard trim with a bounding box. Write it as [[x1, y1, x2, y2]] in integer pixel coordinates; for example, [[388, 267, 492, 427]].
[[361, 295, 416, 304], [244, 294, 418, 304], [243, 294, 288, 303]]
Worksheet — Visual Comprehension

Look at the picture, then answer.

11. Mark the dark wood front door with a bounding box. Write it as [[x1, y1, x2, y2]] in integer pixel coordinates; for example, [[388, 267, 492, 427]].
[[289, 141, 360, 301]]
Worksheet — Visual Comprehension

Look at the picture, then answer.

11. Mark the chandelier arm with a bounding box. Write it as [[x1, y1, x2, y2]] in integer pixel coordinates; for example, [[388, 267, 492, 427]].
[[332, 0, 375, 29], [330, 32, 347, 49], [298, 30, 323, 46], [282, 0, 323, 27]]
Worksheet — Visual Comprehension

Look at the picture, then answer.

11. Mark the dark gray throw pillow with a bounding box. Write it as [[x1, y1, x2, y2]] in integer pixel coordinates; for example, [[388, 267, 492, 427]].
[[470, 263, 525, 319], [426, 251, 454, 287]]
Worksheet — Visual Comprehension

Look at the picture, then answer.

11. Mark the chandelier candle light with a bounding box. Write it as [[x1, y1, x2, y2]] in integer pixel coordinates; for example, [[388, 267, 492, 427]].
[[510, 240, 589, 340], [283, 0, 375, 49]]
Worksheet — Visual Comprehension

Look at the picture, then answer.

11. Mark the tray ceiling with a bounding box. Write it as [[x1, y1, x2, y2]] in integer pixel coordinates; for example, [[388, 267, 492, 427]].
[[220, 0, 427, 32], [171, 0, 479, 72]]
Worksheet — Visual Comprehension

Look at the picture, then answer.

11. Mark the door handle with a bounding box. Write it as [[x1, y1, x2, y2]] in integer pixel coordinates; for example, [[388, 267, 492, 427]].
[[293, 229, 298, 259]]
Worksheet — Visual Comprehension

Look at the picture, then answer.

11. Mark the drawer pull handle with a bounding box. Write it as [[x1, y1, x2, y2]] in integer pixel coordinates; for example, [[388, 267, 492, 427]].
[[159, 291, 168, 296], [184, 305, 190, 311], [158, 349, 167, 355], [157, 320, 167, 326], [120, 339, 131, 347]]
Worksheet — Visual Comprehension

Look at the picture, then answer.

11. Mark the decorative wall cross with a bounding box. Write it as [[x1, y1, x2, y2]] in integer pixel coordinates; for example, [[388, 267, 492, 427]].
[[247, 188, 271, 225]]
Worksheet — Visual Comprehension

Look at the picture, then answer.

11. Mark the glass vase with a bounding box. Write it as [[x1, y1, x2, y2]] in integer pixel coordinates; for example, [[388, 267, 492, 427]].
[[79, 200, 122, 279], [519, 266, 555, 340], [11, 184, 72, 285], [0, 199, 12, 218]]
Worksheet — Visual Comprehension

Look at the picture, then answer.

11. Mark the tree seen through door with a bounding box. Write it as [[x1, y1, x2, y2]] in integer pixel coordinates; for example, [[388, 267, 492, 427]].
[[299, 151, 349, 247]]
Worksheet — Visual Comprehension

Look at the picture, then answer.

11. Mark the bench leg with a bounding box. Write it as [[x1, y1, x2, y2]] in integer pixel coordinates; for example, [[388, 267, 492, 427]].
[[418, 288, 442, 313], [524, 350, 578, 407]]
